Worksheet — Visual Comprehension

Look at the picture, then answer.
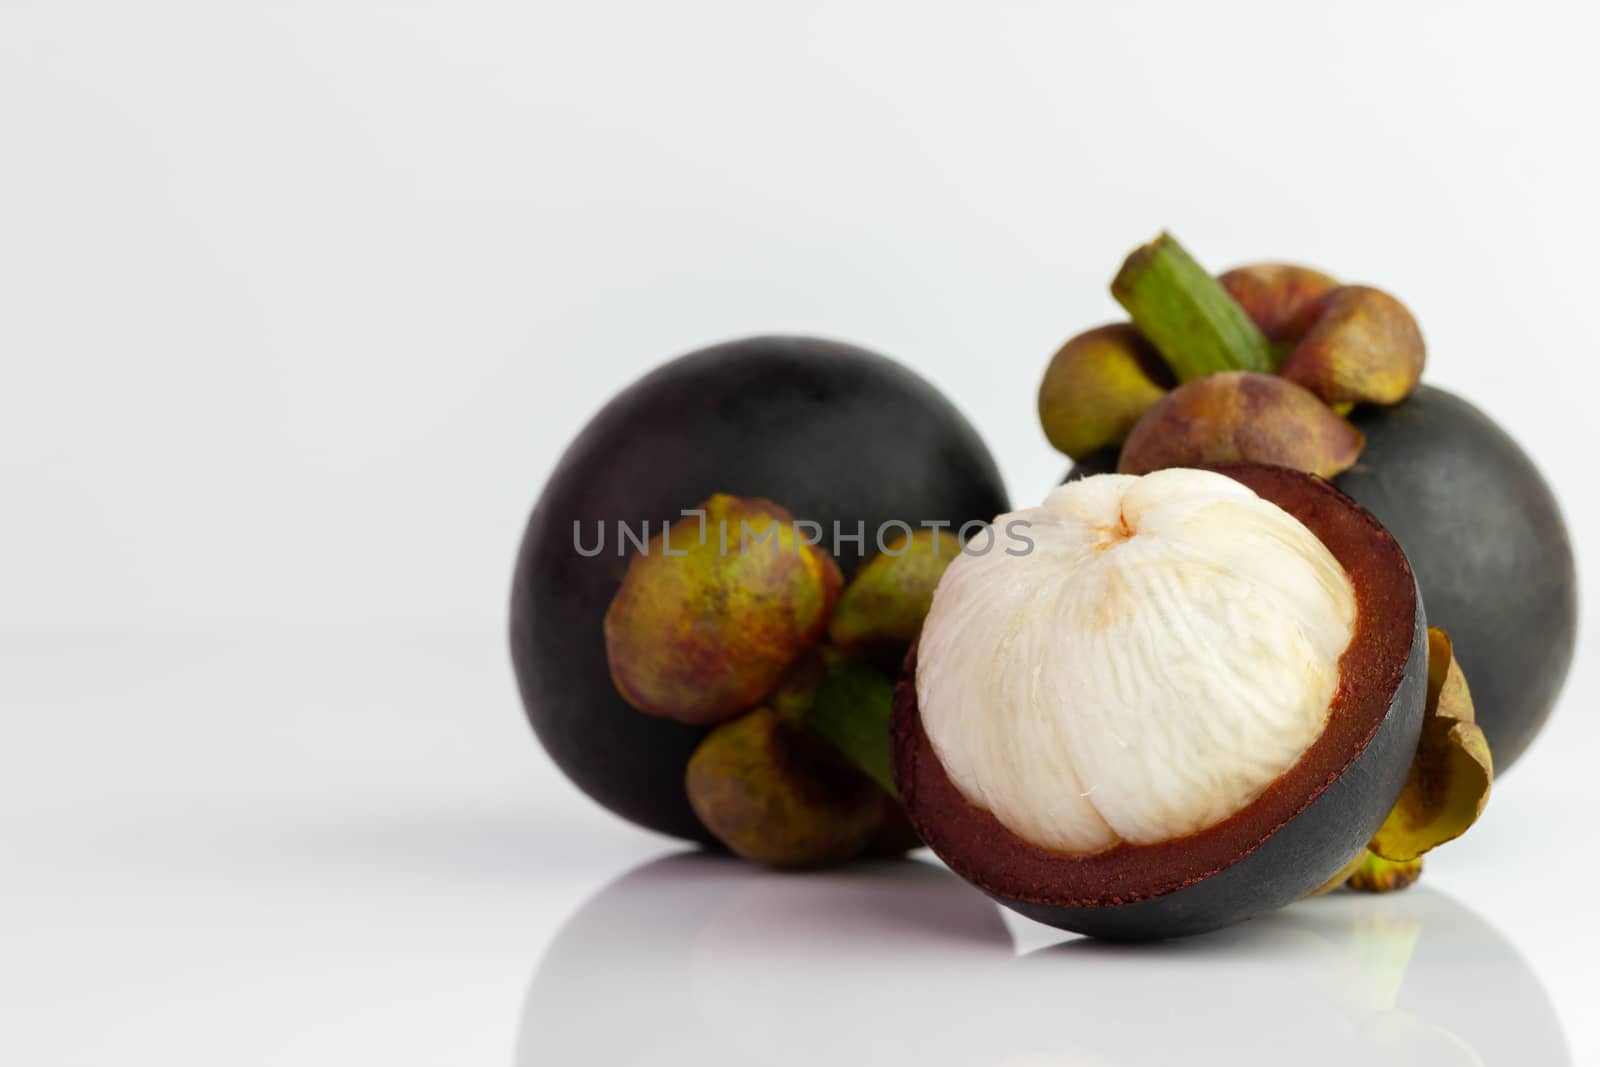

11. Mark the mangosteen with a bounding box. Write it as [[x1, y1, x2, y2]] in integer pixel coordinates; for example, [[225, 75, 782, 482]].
[[510, 336, 1007, 843], [894, 465, 1428, 939], [1340, 386, 1576, 772], [1049, 234, 1574, 775]]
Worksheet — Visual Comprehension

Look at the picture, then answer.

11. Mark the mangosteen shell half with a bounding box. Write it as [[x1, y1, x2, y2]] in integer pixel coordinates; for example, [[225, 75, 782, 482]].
[[511, 336, 1008, 842], [894, 465, 1428, 940]]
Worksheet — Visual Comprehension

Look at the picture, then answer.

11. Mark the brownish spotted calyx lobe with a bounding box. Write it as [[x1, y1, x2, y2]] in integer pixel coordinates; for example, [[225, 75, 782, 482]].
[[828, 529, 962, 653], [1278, 286, 1426, 406], [605, 494, 842, 727], [1118, 371, 1364, 479], [686, 706, 883, 868], [1038, 324, 1172, 460], [1368, 628, 1491, 863], [1218, 263, 1339, 346]]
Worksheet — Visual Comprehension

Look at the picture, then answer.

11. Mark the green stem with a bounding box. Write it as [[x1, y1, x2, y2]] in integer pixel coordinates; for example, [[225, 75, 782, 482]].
[[1111, 232, 1273, 381], [802, 661, 898, 795]]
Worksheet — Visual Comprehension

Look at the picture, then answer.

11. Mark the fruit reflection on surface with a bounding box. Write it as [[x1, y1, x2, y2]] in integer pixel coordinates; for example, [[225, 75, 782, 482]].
[[518, 853, 1566, 1066]]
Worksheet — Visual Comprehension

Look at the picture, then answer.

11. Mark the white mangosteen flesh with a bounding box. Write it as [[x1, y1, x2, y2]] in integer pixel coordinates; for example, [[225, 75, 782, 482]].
[[915, 468, 1358, 854]]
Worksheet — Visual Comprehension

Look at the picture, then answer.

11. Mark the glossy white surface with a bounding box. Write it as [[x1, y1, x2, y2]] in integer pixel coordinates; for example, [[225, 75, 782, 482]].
[[2, 636, 1594, 1064]]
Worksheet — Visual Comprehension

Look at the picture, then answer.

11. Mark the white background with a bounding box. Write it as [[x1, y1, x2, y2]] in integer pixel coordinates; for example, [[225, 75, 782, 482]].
[[3, 2, 1597, 1064]]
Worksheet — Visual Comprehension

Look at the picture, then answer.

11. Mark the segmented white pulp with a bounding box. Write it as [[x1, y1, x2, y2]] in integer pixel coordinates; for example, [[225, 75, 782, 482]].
[[916, 469, 1357, 854]]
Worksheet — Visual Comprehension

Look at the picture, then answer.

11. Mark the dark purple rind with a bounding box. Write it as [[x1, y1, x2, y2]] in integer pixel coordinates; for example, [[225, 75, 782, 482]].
[[1342, 386, 1575, 773], [894, 465, 1428, 939], [1004, 608, 1423, 939], [511, 336, 1008, 842]]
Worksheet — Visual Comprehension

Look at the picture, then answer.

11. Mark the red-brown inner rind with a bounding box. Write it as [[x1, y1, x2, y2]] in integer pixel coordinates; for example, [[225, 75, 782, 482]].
[[892, 464, 1417, 908]]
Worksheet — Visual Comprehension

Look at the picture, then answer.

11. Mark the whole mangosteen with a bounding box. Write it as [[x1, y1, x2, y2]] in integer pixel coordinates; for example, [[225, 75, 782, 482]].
[[511, 336, 1007, 843], [1047, 235, 1575, 774], [1336, 387, 1575, 771]]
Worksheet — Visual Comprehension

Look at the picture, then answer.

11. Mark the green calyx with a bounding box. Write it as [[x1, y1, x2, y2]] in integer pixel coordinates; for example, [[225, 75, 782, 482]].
[[1037, 324, 1172, 461], [1042, 233, 1427, 480], [828, 530, 961, 653], [1111, 232, 1275, 382], [800, 659, 898, 795], [1367, 628, 1493, 864], [604, 492, 940, 867], [686, 704, 884, 869], [603, 494, 842, 726], [1307, 628, 1493, 897], [684, 655, 908, 868], [1347, 852, 1425, 894]]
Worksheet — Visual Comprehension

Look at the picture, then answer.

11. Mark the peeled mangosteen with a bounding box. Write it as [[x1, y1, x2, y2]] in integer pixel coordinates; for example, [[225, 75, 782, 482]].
[[894, 465, 1428, 939], [1068, 386, 1575, 774], [510, 336, 1007, 843], [1340, 386, 1576, 771]]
